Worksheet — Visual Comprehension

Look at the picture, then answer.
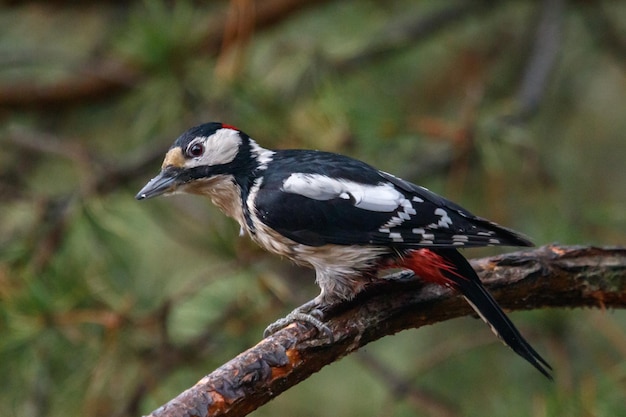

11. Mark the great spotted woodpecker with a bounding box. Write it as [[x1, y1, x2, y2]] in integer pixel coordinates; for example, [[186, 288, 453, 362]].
[[136, 122, 551, 378]]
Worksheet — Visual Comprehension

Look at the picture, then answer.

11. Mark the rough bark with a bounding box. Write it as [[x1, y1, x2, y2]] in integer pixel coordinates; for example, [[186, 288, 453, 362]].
[[146, 245, 626, 417]]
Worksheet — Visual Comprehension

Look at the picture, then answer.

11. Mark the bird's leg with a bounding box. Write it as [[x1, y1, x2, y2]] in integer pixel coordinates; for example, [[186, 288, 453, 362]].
[[264, 270, 417, 340], [263, 298, 334, 341]]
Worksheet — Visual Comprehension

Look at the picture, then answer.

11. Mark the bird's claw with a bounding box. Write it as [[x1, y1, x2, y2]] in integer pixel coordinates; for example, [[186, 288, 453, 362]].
[[264, 306, 334, 342]]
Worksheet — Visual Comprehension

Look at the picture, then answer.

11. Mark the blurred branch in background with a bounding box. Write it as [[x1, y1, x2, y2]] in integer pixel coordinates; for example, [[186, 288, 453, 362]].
[[0, 59, 140, 109], [509, 0, 564, 124], [3, 126, 167, 273], [582, 0, 626, 68], [6, 126, 167, 195], [356, 350, 461, 417], [147, 245, 626, 417], [0, 0, 330, 109], [333, 1, 492, 73]]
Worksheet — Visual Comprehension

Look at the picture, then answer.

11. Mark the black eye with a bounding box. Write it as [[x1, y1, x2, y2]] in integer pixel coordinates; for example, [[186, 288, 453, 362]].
[[188, 143, 204, 158]]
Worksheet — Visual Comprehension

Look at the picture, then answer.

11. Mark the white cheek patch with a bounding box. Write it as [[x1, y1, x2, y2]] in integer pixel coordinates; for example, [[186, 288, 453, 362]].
[[281, 173, 405, 212], [186, 128, 242, 168]]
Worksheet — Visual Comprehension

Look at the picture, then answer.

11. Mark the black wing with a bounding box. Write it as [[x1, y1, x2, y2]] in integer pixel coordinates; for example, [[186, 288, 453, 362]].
[[376, 171, 533, 247], [252, 151, 532, 248]]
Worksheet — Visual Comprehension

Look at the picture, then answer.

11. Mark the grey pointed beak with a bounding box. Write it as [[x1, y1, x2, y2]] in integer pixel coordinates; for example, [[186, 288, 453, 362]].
[[135, 171, 178, 200]]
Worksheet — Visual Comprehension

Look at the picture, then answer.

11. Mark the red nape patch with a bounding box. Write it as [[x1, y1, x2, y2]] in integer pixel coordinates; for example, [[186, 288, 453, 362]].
[[221, 123, 239, 131], [384, 249, 465, 288]]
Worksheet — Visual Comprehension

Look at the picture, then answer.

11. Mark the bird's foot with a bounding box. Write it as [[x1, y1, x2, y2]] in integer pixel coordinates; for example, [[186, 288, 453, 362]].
[[263, 299, 333, 342]]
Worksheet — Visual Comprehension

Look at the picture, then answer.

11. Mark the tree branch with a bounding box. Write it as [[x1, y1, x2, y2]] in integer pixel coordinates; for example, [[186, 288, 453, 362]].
[[333, 1, 492, 73], [146, 244, 626, 417], [0, 0, 332, 109], [509, 0, 565, 123]]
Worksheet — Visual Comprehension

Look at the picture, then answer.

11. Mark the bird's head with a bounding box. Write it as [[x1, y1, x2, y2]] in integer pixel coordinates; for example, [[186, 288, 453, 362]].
[[136, 122, 269, 200]]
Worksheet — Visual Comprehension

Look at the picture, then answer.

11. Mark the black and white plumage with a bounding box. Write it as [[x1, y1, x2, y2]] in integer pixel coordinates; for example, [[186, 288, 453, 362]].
[[136, 122, 551, 378]]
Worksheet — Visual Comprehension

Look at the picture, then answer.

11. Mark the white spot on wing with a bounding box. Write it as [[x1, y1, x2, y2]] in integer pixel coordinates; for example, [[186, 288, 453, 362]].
[[452, 235, 468, 246], [380, 195, 418, 229], [384, 216, 403, 228], [282, 174, 405, 213], [411, 228, 434, 241], [452, 235, 468, 242], [434, 208, 453, 228]]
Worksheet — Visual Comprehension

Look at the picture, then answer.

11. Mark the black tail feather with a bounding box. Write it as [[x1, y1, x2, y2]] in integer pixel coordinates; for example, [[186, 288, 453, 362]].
[[436, 249, 552, 379]]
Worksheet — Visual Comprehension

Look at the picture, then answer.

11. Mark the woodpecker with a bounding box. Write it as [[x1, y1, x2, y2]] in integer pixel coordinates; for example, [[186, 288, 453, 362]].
[[136, 122, 551, 378]]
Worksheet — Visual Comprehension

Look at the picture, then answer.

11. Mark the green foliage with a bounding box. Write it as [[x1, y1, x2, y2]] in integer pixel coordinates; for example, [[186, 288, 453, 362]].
[[1, 1, 626, 416]]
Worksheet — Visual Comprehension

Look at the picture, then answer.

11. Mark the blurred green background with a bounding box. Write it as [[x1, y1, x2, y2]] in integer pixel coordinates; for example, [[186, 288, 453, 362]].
[[1, 1, 625, 416]]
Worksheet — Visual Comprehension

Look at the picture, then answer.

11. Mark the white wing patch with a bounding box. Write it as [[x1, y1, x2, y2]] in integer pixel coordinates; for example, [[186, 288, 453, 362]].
[[281, 173, 405, 213]]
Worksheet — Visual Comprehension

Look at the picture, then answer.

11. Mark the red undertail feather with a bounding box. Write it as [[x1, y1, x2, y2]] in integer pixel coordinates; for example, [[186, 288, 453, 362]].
[[384, 248, 552, 379], [392, 249, 466, 288]]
